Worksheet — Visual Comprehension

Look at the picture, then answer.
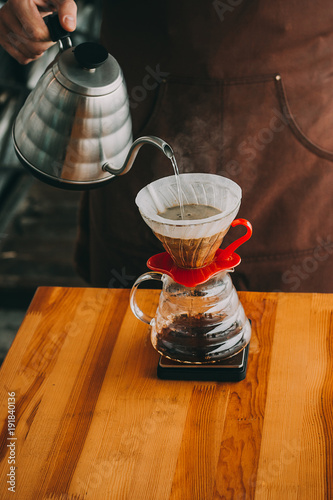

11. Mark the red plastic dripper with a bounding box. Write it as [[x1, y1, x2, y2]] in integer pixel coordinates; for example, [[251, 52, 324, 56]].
[[146, 218, 252, 287]]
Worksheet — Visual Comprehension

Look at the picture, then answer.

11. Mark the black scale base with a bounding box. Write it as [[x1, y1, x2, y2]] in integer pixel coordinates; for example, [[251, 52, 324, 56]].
[[157, 343, 250, 382]]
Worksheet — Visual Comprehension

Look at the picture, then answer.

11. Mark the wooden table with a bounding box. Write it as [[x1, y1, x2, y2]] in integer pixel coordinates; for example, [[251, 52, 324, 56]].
[[0, 287, 332, 499]]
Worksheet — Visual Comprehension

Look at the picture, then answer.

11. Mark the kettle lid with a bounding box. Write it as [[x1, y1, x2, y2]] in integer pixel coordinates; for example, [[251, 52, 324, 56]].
[[54, 42, 122, 96]]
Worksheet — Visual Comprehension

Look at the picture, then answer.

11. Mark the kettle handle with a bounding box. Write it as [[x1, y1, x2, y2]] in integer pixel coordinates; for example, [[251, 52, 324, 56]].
[[44, 13, 72, 50]]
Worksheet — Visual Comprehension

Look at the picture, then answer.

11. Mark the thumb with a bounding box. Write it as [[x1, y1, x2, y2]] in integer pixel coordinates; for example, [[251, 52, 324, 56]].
[[55, 0, 77, 32]]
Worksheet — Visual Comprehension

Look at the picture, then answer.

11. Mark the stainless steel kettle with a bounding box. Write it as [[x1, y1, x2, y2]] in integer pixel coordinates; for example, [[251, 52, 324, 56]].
[[13, 14, 173, 190]]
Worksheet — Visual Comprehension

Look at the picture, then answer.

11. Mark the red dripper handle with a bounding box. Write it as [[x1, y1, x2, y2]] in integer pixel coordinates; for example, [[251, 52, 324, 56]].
[[219, 218, 252, 260]]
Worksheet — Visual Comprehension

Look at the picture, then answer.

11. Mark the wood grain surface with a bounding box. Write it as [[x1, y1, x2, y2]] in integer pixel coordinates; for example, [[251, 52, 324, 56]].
[[0, 287, 332, 499]]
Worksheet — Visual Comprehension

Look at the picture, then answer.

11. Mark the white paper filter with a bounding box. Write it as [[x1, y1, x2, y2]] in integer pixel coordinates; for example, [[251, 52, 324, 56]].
[[135, 173, 242, 239]]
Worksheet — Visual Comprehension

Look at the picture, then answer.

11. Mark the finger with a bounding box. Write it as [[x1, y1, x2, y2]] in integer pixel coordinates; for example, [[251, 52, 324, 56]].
[[0, 0, 55, 63], [6, 0, 51, 42], [52, 0, 77, 32], [0, 32, 49, 65], [0, 6, 53, 63], [1, 33, 52, 64]]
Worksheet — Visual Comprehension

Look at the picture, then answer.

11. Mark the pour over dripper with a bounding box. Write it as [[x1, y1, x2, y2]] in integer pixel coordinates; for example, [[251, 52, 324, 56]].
[[131, 173, 252, 364], [135, 173, 242, 269]]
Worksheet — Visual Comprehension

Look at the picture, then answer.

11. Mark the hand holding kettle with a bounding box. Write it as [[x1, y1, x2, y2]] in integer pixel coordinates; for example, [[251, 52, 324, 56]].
[[0, 0, 76, 64], [11, 10, 174, 189]]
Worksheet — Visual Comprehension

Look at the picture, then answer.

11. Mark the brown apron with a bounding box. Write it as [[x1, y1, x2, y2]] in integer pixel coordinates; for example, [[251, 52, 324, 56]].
[[75, 0, 333, 292]]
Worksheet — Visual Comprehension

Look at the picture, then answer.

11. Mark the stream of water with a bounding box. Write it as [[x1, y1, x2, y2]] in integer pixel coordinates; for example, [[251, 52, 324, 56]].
[[170, 155, 185, 220]]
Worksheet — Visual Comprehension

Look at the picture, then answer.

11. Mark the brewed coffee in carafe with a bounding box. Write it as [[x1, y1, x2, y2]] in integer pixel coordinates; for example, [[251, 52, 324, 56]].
[[149, 271, 251, 363]]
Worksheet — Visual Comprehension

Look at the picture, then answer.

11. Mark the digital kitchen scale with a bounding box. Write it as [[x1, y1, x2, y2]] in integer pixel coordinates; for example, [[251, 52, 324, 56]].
[[157, 343, 250, 382]]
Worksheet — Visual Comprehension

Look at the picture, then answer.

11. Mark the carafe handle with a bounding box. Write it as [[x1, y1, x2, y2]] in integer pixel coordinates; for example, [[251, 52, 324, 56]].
[[130, 272, 163, 325]]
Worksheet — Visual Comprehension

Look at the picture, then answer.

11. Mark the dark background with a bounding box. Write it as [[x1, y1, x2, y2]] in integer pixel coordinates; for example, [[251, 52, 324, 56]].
[[0, 0, 102, 363]]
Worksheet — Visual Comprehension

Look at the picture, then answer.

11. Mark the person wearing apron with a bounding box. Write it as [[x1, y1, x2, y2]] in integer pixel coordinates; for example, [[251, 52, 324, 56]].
[[0, 0, 332, 292], [75, 1, 333, 292]]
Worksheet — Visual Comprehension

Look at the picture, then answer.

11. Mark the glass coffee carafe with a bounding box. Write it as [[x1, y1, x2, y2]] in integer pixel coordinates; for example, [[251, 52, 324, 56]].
[[131, 269, 251, 363], [130, 173, 252, 364]]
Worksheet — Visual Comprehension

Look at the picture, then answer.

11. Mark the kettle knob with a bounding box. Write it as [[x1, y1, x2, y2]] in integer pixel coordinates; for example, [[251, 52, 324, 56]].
[[74, 43, 109, 70]]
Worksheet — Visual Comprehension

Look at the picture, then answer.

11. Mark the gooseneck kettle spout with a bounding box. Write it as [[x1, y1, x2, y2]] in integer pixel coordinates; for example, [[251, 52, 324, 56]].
[[12, 14, 174, 190], [102, 136, 174, 176]]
